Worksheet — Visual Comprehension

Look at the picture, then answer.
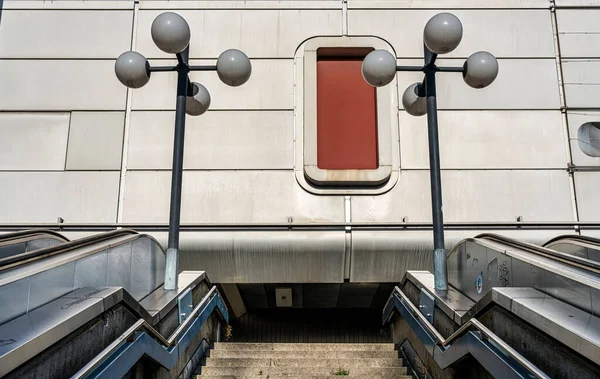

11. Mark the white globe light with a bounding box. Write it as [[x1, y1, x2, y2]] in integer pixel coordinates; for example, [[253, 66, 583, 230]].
[[151, 12, 191, 54], [423, 13, 463, 54], [186, 82, 211, 116], [361, 50, 396, 87], [114, 51, 151, 89], [463, 51, 499, 89], [402, 83, 427, 117], [217, 49, 252, 87]]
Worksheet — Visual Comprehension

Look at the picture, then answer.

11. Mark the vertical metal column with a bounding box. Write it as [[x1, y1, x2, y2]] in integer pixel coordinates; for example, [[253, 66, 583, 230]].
[[424, 53, 448, 292], [164, 50, 189, 290]]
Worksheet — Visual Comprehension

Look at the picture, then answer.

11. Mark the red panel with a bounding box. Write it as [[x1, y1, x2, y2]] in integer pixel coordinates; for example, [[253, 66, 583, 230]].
[[317, 58, 378, 170]]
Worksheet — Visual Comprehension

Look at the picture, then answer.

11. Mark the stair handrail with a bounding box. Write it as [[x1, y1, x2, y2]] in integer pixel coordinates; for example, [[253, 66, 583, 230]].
[[383, 286, 549, 379], [71, 286, 228, 379], [0, 229, 140, 271], [475, 233, 600, 273]]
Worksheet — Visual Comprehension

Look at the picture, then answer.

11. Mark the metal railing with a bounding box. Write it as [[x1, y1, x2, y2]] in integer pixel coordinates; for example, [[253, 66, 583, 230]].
[[71, 286, 228, 379], [0, 229, 68, 245], [0, 229, 139, 271], [476, 233, 600, 273], [1, 221, 600, 233], [383, 286, 549, 379]]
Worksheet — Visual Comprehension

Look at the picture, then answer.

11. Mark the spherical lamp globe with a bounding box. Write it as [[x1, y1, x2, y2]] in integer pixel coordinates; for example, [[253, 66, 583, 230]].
[[402, 83, 428, 117], [151, 12, 191, 54], [463, 51, 499, 89], [186, 82, 211, 116], [423, 13, 463, 54], [217, 49, 252, 87], [115, 51, 151, 89], [361, 50, 396, 87]]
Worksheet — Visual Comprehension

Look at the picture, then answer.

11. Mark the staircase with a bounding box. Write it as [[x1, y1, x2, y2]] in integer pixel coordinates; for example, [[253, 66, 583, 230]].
[[196, 342, 411, 378]]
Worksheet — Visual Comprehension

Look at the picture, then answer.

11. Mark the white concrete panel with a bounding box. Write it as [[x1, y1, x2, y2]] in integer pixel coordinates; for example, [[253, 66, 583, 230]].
[[136, 9, 342, 59], [0, 172, 120, 223], [66, 112, 125, 170], [127, 111, 293, 169], [131, 59, 292, 110], [0, 60, 127, 111], [557, 10, 600, 58], [348, 10, 554, 58], [563, 60, 600, 108], [574, 172, 600, 221], [0, 10, 133, 58], [566, 111, 600, 166], [3, 1, 134, 10], [396, 58, 560, 110], [139, 1, 342, 10], [122, 171, 345, 223], [351, 170, 574, 222], [348, 0, 551, 9], [0, 113, 70, 170], [399, 111, 567, 169]]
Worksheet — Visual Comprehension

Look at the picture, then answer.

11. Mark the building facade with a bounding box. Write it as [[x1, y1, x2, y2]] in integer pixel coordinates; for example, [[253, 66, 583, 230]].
[[1, 0, 599, 285]]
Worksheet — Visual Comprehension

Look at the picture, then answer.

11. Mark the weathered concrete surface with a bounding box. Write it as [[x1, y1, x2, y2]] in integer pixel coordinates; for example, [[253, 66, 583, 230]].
[[390, 314, 455, 379], [209, 350, 398, 358], [212, 342, 395, 351], [479, 305, 600, 379]]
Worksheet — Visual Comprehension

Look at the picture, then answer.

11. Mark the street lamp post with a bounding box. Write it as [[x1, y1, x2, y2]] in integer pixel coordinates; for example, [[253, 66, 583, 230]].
[[361, 13, 499, 291], [114, 12, 252, 290]]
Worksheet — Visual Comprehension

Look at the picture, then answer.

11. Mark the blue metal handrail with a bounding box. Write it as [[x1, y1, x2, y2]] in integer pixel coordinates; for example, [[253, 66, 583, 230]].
[[71, 286, 228, 379], [383, 287, 549, 379]]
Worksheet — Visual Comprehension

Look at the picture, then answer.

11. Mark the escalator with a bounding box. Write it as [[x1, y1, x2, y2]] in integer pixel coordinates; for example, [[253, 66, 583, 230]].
[[0, 229, 68, 260], [0, 230, 226, 379], [386, 233, 600, 378], [543, 234, 600, 263]]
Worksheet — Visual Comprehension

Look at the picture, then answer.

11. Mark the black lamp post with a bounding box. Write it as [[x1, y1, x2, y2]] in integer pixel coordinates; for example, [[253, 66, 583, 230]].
[[361, 13, 499, 291], [114, 12, 252, 290]]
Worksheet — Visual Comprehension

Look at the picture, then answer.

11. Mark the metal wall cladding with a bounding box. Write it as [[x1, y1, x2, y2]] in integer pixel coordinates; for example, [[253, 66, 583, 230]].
[[0, 10, 133, 59], [0, 60, 127, 110], [0, 278, 31, 326], [396, 58, 560, 110], [350, 231, 434, 282], [0, 113, 70, 170], [122, 170, 345, 223], [131, 59, 293, 110], [0, 172, 120, 223], [136, 9, 342, 59], [179, 231, 346, 283], [127, 111, 293, 170], [66, 112, 125, 171], [399, 111, 566, 169], [556, 10, 600, 58], [348, 9, 555, 58], [74, 251, 109, 288], [562, 60, 600, 108], [351, 170, 574, 223], [574, 172, 600, 222], [567, 112, 600, 166]]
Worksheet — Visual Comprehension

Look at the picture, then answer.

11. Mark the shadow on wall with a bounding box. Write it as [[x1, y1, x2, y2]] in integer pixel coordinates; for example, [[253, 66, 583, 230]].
[[0, 0, 3, 25]]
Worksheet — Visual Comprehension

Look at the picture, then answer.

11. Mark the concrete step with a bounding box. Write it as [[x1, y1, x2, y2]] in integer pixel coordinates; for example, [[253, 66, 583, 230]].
[[213, 343, 395, 352], [209, 350, 398, 359], [199, 366, 408, 377], [204, 358, 403, 368]]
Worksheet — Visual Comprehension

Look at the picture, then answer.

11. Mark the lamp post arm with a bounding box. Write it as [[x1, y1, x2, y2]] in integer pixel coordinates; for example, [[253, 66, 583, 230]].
[[149, 66, 179, 72]]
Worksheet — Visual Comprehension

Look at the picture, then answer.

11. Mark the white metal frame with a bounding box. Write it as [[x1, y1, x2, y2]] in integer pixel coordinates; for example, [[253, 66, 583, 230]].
[[294, 36, 400, 195]]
